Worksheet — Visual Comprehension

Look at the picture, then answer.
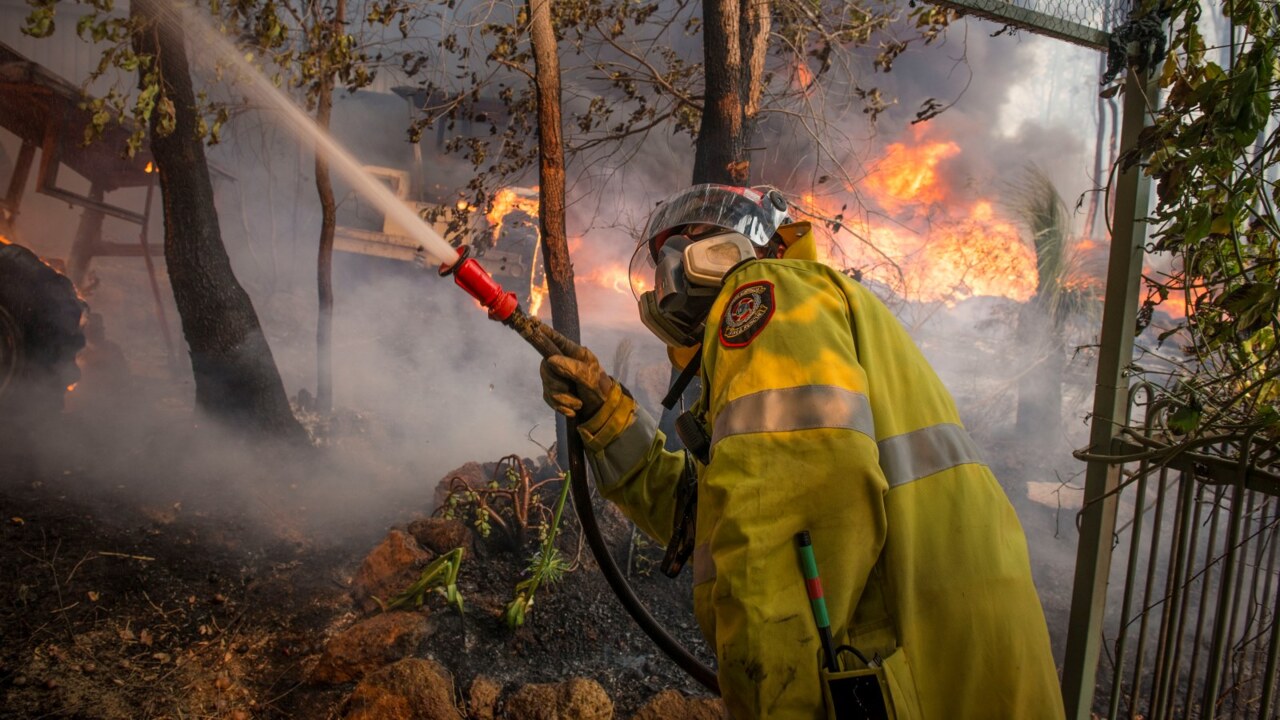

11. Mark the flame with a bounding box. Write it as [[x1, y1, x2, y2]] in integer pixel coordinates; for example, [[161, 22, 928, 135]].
[[66, 383, 78, 393], [1148, 280, 1205, 321], [584, 264, 639, 295], [894, 202, 1036, 304], [144, 161, 155, 173], [861, 138, 960, 214], [483, 188, 550, 315], [529, 283, 548, 316], [802, 132, 1037, 304], [486, 188, 540, 241], [0, 234, 10, 245], [792, 61, 816, 95]]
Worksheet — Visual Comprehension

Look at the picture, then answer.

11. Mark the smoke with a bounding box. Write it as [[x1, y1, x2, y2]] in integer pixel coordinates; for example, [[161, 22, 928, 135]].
[[1, 1, 1113, 656]]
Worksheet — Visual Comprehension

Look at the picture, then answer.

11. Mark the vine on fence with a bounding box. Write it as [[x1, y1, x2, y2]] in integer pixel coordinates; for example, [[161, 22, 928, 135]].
[[1127, 0, 1279, 459]]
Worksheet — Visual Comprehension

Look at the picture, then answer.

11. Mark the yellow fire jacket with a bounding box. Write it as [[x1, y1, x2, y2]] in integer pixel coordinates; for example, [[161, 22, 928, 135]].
[[578, 227, 1063, 719]]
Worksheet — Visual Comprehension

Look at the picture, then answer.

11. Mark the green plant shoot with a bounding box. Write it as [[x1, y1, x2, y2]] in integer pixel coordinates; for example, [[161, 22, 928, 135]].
[[504, 472, 574, 629], [377, 547, 466, 614]]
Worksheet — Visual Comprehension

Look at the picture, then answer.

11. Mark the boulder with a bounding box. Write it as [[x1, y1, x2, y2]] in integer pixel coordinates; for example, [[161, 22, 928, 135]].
[[408, 517, 475, 555], [343, 658, 462, 720], [466, 675, 500, 720], [503, 677, 613, 720], [311, 612, 433, 684], [353, 530, 434, 612], [629, 690, 728, 720], [433, 462, 490, 510]]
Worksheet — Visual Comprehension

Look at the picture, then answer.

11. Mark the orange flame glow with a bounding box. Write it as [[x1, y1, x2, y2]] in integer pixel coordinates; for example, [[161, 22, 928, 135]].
[[804, 134, 1038, 304], [582, 263, 645, 296], [1148, 281, 1205, 321], [792, 61, 816, 96], [487, 188, 540, 242], [483, 188, 549, 315], [862, 139, 960, 214]]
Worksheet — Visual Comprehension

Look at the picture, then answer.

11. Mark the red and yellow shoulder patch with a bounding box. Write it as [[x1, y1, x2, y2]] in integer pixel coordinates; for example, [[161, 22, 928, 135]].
[[719, 280, 775, 348]]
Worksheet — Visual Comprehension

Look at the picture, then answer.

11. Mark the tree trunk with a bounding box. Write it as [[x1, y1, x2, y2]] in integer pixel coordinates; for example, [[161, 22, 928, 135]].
[[663, 0, 770, 449], [691, 0, 770, 184], [131, 0, 306, 440], [313, 0, 344, 414], [528, 0, 578, 466], [528, 0, 578, 344]]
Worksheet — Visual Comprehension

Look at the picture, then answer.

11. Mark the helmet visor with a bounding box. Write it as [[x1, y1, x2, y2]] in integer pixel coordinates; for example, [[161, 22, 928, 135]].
[[628, 242, 657, 300], [641, 185, 785, 258]]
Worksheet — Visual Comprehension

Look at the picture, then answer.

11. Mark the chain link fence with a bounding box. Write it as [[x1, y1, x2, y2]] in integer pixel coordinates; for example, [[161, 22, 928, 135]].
[[924, 0, 1134, 50]]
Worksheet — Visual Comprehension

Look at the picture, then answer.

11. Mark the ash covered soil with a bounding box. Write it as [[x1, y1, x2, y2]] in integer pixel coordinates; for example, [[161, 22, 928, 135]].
[[0, 411, 714, 719]]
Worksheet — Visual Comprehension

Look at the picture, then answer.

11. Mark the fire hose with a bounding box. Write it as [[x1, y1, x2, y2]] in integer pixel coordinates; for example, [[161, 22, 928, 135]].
[[441, 247, 720, 694]]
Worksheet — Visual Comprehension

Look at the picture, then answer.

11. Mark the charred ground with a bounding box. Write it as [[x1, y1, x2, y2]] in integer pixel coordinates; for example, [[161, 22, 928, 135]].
[[0, 412, 713, 719]]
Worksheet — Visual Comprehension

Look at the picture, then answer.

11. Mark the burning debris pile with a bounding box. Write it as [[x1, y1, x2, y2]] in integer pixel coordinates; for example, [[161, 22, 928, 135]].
[[801, 127, 1041, 306], [0, 237, 86, 422]]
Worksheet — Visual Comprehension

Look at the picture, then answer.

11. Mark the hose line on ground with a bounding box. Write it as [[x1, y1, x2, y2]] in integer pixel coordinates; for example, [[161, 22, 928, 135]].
[[563, 423, 720, 694], [440, 253, 719, 693]]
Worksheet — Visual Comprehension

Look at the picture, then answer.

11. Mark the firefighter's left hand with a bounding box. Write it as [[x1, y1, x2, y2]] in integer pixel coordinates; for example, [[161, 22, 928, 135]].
[[538, 325, 616, 420]]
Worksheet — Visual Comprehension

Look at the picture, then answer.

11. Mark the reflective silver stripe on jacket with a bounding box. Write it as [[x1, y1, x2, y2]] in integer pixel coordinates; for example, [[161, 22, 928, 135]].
[[689, 424, 983, 587], [711, 385, 875, 446], [590, 405, 659, 494], [877, 423, 985, 488]]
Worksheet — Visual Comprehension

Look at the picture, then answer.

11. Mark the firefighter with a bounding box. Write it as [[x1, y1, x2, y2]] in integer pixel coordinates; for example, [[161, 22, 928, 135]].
[[539, 184, 1064, 719]]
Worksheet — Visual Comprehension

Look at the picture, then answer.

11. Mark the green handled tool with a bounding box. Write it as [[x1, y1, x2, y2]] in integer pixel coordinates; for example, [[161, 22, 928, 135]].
[[797, 530, 841, 672]]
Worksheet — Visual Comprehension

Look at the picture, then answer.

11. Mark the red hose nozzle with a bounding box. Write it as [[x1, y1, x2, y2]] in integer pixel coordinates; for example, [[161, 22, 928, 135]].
[[440, 246, 519, 322]]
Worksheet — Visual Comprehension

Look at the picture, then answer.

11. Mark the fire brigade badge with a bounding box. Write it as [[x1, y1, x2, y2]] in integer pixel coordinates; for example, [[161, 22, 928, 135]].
[[719, 281, 775, 348]]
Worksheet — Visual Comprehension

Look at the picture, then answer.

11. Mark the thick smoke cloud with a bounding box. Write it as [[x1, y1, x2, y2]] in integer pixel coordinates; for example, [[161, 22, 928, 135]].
[[2, 4, 1106, 647]]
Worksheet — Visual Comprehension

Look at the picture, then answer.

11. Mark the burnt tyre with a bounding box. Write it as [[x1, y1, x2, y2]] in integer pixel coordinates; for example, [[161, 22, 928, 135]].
[[0, 242, 86, 417]]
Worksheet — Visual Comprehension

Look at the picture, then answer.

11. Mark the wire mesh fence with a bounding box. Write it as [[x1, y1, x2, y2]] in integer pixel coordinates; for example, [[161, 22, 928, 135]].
[[923, 0, 1135, 50]]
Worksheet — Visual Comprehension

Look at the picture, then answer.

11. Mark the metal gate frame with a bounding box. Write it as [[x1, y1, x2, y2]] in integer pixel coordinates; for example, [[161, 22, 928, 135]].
[[1060, 61, 1160, 718], [1072, 385, 1280, 719], [1061, 53, 1280, 720]]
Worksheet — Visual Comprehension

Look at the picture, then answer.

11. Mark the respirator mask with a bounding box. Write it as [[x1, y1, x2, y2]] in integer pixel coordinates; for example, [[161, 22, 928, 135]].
[[630, 184, 791, 350], [632, 231, 759, 347]]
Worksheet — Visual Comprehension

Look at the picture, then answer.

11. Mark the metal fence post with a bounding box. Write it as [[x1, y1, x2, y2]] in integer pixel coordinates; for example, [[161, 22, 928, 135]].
[[1060, 62, 1158, 719]]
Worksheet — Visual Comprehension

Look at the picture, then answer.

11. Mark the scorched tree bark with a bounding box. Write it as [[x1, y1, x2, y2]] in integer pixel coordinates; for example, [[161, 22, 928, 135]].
[[528, 0, 578, 465], [528, 0, 579, 344], [692, 0, 770, 185], [132, 0, 306, 440]]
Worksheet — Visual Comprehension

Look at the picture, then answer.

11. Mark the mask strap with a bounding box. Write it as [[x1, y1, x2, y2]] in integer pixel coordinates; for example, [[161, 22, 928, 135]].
[[661, 345, 704, 410]]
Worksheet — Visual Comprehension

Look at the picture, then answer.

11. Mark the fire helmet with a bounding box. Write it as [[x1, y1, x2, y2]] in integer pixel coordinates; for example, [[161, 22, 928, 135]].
[[642, 184, 790, 258], [631, 184, 791, 348]]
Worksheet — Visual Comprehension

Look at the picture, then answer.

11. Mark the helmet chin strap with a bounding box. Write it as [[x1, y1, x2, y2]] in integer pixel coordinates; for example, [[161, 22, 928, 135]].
[[661, 345, 705, 410]]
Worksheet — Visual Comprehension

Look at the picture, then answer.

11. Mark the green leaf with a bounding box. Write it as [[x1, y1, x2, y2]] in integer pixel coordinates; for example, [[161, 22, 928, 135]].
[[1168, 396, 1203, 435]]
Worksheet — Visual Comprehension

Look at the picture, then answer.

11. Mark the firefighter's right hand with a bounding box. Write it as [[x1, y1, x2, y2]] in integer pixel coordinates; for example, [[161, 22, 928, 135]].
[[538, 325, 616, 420]]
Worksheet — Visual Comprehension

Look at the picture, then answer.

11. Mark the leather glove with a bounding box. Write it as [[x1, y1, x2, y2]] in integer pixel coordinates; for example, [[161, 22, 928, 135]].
[[538, 325, 616, 420]]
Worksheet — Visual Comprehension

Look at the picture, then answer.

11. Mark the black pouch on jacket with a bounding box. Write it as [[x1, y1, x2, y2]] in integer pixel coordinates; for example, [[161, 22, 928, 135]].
[[821, 666, 891, 720]]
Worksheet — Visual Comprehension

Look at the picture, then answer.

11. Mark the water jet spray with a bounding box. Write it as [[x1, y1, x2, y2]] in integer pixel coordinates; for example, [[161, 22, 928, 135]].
[[170, 0, 716, 693]]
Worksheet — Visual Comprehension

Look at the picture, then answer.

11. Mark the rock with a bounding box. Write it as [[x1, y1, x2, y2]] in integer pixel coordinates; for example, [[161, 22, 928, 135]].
[[466, 675, 500, 720], [353, 530, 434, 612], [311, 612, 433, 684], [408, 517, 475, 556], [630, 690, 728, 720], [504, 677, 613, 720], [433, 462, 490, 510], [343, 658, 462, 720]]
